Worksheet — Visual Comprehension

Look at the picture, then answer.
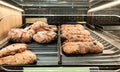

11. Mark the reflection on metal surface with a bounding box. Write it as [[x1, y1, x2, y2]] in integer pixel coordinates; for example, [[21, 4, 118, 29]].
[[88, 0, 120, 12], [94, 30, 120, 48], [99, 26, 120, 30], [0, 1, 24, 11], [101, 30, 120, 42], [107, 30, 120, 38], [62, 27, 120, 66]]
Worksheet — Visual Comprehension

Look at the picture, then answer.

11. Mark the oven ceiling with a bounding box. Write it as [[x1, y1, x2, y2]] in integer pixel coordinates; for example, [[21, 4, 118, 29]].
[[10, 0, 89, 8], [10, 0, 119, 8], [90, 0, 117, 7], [5, 0, 120, 15]]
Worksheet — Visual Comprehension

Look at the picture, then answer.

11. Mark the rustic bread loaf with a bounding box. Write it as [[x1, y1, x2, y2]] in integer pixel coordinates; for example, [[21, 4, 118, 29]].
[[0, 50, 36, 65], [62, 41, 104, 55], [33, 31, 57, 43], [0, 43, 27, 58]]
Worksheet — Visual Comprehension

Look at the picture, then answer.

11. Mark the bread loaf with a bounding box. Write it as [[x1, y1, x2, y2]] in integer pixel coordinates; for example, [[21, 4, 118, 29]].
[[62, 41, 104, 55], [8, 28, 33, 43], [61, 24, 104, 55], [0, 43, 27, 58], [33, 31, 57, 43], [0, 50, 36, 65]]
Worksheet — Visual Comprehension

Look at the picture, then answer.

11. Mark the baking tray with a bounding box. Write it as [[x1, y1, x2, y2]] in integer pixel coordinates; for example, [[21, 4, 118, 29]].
[[107, 30, 120, 39], [0, 29, 59, 67], [0, 25, 120, 70], [1, 40, 59, 71], [1, 41, 59, 67], [60, 26, 120, 66]]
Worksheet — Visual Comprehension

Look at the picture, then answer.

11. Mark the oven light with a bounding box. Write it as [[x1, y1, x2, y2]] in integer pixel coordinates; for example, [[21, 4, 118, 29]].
[[88, 0, 120, 12], [0, 1, 24, 12], [89, 0, 94, 2]]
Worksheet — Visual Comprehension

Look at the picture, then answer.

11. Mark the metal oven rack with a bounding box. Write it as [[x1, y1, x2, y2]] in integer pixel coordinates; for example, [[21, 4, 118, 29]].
[[0, 25, 120, 71], [59, 26, 120, 66]]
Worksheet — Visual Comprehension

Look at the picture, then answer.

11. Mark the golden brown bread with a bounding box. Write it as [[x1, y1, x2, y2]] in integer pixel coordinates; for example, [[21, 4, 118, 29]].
[[0, 50, 36, 65], [25, 21, 57, 33], [8, 28, 34, 43], [61, 24, 104, 55], [30, 21, 48, 32], [8, 21, 57, 43], [63, 37, 95, 43], [8, 29, 23, 41], [0, 43, 27, 58], [62, 41, 104, 55], [61, 24, 84, 28], [61, 34, 94, 42], [61, 27, 84, 32], [61, 30, 90, 36], [61, 24, 92, 42], [61, 25, 90, 37], [33, 31, 57, 43], [33, 25, 57, 32], [24, 26, 35, 35]]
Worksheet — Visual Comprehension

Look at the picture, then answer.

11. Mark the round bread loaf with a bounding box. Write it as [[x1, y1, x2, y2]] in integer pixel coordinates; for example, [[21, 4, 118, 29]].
[[33, 31, 57, 43], [8, 28, 34, 43]]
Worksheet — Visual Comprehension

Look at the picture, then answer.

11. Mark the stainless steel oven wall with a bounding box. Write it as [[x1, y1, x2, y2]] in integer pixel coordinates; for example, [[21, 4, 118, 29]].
[[25, 8, 88, 15], [25, 16, 87, 24], [87, 0, 120, 30], [24, 7, 88, 24], [89, 0, 120, 15]]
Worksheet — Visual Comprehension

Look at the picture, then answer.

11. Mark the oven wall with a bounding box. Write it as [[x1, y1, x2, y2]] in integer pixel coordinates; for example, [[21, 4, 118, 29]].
[[24, 7, 87, 24], [0, 5, 22, 43]]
